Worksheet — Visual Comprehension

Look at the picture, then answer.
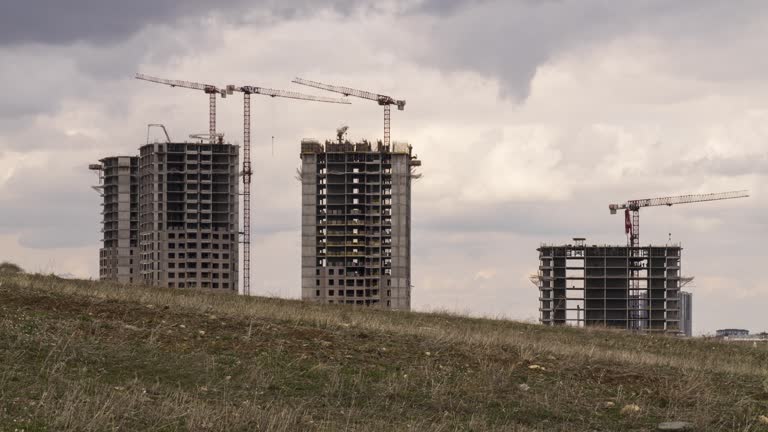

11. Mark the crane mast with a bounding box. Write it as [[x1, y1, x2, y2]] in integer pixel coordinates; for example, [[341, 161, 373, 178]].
[[292, 77, 405, 148], [135, 73, 227, 139], [226, 84, 350, 296]]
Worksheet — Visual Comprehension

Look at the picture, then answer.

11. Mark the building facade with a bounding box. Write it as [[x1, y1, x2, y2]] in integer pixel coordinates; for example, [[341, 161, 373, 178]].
[[299, 136, 420, 310], [716, 328, 749, 338], [536, 238, 684, 334], [714, 329, 767, 341], [94, 141, 239, 292], [680, 291, 693, 337], [97, 156, 139, 283]]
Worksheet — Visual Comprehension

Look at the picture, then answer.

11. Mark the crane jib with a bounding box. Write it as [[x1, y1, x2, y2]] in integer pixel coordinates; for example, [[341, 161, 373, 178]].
[[612, 190, 748, 247], [626, 190, 749, 209]]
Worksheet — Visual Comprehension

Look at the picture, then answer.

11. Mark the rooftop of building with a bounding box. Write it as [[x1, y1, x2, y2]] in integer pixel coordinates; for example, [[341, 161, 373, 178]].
[[139, 141, 238, 151], [538, 243, 683, 250], [300, 138, 412, 155], [98, 155, 137, 163]]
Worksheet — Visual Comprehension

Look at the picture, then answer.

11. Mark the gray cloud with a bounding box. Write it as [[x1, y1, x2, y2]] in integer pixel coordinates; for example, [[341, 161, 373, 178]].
[[416, 200, 617, 237], [0, 0, 368, 46], [676, 154, 768, 177], [0, 0, 378, 130], [408, 0, 767, 99], [5, 0, 766, 108], [0, 165, 99, 248], [410, 0, 491, 15], [1, 0, 199, 45]]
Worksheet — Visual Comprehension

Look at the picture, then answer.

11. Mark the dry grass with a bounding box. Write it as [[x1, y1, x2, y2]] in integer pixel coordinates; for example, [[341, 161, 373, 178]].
[[1, 273, 768, 431]]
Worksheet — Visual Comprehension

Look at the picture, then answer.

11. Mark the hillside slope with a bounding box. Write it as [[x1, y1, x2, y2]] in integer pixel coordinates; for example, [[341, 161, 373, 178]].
[[1, 274, 767, 431]]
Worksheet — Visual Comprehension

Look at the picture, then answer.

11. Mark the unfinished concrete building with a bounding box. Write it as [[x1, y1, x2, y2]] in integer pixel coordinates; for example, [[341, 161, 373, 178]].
[[93, 141, 239, 292], [95, 156, 139, 283], [299, 133, 420, 310], [536, 238, 684, 334]]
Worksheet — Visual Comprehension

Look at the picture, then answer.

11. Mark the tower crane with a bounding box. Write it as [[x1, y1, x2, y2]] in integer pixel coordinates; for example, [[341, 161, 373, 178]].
[[135, 73, 227, 140], [609, 190, 750, 247], [292, 77, 405, 148], [226, 84, 350, 296], [609, 190, 749, 332]]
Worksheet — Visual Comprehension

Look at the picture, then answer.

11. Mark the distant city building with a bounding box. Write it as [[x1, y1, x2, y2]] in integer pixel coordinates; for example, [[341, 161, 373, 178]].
[[716, 328, 750, 338], [535, 238, 685, 334], [714, 329, 768, 342], [299, 133, 420, 309], [680, 291, 693, 337], [93, 140, 239, 292]]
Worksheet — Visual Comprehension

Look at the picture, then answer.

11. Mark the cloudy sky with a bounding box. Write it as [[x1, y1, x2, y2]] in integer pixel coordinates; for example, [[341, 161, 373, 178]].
[[1, 0, 766, 334]]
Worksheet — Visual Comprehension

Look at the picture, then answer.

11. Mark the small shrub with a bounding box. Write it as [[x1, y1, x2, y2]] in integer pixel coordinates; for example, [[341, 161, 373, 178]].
[[0, 262, 24, 274]]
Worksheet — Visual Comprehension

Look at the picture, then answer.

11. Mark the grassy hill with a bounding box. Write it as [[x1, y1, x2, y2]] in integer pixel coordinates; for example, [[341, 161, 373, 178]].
[[1, 273, 767, 431]]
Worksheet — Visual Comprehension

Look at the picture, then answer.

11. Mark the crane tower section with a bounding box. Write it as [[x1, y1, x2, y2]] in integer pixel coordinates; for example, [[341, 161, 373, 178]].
[[226, 84, 349, 296]]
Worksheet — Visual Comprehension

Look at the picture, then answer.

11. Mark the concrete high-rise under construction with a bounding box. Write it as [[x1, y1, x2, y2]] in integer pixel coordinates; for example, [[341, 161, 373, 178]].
[[95, 156, 139, 283], [535, 238, 685, 334], [93, 140, 240, 292], [299, 131, 421, 310]]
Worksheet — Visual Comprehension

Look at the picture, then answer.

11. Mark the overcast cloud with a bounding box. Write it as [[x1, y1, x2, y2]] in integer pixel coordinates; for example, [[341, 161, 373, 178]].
[[0, 0, 765, 334]]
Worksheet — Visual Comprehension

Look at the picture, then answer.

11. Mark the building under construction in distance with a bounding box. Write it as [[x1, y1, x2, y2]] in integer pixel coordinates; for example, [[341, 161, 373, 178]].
[[299, 130, 421, 310], [95, 156, 139, 283], [92, 139, 240, 292], [536, 238, 689, 334]]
